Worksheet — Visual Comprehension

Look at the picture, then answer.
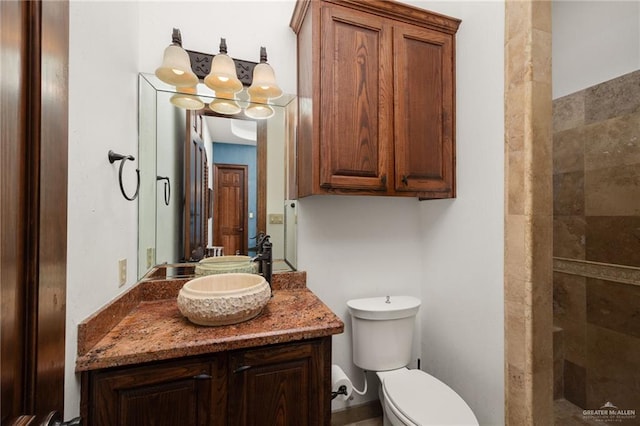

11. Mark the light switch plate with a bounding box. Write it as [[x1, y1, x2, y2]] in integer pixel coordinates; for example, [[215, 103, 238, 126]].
[[118, 258, 127, 287]]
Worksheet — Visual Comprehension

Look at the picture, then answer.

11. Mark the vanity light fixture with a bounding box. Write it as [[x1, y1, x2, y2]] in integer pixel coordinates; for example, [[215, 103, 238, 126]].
[[170, 86, 205, 110], [247, 47, 282, 101], [204, 38, 243, 96], [157, 29, 282, 119], [155, 28, 198, 87]]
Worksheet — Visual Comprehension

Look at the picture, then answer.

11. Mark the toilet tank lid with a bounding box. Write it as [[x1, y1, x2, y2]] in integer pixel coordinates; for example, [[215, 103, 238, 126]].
[[347, 296, 420, 320]]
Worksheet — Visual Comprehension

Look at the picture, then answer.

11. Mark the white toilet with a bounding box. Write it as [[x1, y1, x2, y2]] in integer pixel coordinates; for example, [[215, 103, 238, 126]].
[[347, 296, 478, 426]]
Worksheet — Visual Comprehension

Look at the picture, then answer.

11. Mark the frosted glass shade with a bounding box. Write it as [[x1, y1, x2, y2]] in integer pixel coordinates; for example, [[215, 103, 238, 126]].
[[209, 91, 241, 115], [245, 97, 274, 120], [248, 62, 282, 100], [204, 54, 242, 94], [170, 86, 204, 110], [156, 44, 198, 87]]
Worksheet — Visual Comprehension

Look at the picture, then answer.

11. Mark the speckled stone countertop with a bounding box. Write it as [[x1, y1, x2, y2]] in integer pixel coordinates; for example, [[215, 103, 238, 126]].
[[76, 271, 344, 372]]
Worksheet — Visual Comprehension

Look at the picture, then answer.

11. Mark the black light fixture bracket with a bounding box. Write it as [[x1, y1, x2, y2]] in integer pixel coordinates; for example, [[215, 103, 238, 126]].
[[186, 49, 258, 86]]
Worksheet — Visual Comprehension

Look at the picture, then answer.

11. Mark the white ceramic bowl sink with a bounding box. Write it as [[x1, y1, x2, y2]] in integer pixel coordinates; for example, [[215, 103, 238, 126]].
[[195, 255, 258, 277], [177, 273, 270, 326]]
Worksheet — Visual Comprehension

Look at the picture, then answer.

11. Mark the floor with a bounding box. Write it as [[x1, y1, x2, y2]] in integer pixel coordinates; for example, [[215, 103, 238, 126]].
[[342, 400, 603, 426], [344, 419, 382, 426], [554, 399, 606, 426]]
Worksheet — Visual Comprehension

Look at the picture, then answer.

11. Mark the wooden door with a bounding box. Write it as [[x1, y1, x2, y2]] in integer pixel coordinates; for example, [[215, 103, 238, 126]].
[[319, 5, 393, 192], [213, 164, 248, 255], [184, 112, 209, 262], [1, 0, 68, 423], [393, 22, 455, 198], [85, 357, 225, 426], [228, 339, 330, 426]]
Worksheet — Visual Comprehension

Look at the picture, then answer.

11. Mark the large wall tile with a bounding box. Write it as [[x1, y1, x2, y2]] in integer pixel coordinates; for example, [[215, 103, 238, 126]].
[[553, 272, 587, 365], [586, 324, 640, 410], [586, 278, 640, 339], [553, 91, 585, 133], [584, 164, 640, 217], [584, 70, 640, 124], [586, 216, 640, 267], [553, 126, 585, 174], [553, 216, 586, 259], [584, 111, 640, 172], [563, 359, 586, 408], [553, 171, 584, 216]]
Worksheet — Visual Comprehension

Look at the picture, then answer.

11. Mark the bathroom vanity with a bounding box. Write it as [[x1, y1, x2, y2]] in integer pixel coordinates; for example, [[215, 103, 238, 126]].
[[76, 270, 343, 426]]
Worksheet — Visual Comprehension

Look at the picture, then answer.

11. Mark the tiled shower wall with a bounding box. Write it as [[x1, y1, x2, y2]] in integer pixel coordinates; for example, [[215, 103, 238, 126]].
[[552, 69, 640, 410]]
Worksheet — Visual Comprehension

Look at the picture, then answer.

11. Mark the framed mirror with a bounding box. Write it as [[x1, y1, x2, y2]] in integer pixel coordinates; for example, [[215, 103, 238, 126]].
[[137, 73, 297, 278]]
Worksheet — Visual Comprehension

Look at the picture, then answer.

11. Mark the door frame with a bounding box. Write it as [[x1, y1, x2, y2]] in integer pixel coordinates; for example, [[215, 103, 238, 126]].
[[0, 0, 68, 421]]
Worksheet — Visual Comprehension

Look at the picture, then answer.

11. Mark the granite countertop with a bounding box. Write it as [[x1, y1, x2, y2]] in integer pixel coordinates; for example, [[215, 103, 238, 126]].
[[76, 271, 344, 372]]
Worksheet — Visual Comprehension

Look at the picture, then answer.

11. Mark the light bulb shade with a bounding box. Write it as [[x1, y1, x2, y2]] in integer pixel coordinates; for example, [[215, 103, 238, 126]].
[[156, 44, 198, 87], [208, 94, 241, 115], [170, 87, 204, 110], [248, 62, 282, 100], [244, 102, 275, 120], [204, 54, 242, 94]]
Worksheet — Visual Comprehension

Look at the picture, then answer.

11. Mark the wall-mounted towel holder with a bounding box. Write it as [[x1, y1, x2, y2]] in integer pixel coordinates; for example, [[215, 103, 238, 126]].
[[157, 175, 171, 206], [108, 150, 140, 201]]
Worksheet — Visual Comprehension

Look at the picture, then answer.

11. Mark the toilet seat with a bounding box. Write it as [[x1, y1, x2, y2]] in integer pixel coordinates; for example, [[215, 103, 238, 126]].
[[380, 369, 478, 426]]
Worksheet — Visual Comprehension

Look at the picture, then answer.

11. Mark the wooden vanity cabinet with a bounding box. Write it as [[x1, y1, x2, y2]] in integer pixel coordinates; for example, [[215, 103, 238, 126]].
[[81, 337, 331, 426], [291, 0, 460, 199]]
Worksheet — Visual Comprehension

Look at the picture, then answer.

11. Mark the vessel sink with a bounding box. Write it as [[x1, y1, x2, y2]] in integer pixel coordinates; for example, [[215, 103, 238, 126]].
[[177, 273, 270, 326], [195, 255, 258, 277]]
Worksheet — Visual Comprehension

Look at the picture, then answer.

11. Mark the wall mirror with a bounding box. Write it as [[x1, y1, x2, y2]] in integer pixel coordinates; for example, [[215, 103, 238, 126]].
[[137, 73, 297, 278]]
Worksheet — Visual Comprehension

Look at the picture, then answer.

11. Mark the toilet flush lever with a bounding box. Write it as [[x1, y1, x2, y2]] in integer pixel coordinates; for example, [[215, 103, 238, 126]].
[[385, 296, 391, 304]]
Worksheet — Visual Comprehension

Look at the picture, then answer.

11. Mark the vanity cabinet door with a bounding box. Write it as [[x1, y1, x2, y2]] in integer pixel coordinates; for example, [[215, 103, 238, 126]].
[[85, 357, 225, 426], [318, 4, 393, 194], [393, 22, 456, 198], [227, 338, 331, 426]]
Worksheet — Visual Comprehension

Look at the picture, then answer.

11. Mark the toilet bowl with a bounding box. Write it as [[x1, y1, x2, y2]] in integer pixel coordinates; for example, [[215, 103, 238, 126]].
[[377, 368, 478, 426], [347, 296, 479, 426]]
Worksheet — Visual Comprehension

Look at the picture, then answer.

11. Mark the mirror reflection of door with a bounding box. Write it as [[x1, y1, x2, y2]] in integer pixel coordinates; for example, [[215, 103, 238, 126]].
[[185, 112, 209, 261], [214, 164, 248, 255]]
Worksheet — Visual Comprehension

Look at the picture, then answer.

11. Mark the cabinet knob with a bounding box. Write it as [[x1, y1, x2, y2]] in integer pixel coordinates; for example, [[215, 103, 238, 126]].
[[381, 175, 387, 186], [401, 175, 408, 185], [233, 365, 252, 374]]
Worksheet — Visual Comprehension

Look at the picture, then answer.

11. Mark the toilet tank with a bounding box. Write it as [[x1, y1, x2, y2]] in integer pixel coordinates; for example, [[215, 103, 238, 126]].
[[347, 296, 421, 371]]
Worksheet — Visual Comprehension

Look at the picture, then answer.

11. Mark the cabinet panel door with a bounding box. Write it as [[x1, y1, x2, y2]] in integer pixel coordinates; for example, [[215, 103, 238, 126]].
[[319, 5, 393, 192], [228, 340, 327, 426], [394, 23, 455, 197], [89, 358, 217, 426]]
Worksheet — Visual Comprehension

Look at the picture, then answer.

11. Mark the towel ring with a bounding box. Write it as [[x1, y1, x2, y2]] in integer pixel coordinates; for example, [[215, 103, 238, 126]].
[[157, 175, 171, 206], [108, 150, 140, 201]]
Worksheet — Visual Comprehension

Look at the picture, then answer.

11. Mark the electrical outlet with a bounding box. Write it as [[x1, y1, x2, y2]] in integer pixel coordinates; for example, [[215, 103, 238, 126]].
[[268, 213, 284, 224], [118, 259, 127, 287], [146, 247, 155, 268]]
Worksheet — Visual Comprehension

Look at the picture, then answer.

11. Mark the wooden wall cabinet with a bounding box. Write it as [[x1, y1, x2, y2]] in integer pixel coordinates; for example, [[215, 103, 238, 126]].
[[291, 0, 461, 199], [82, 337, 331, 426]]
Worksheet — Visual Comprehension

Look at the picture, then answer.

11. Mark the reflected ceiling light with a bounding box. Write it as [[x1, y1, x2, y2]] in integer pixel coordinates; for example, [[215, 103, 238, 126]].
[[245, 96, 275, 120], [208, 91, 241, 115], [247, 47, 282, 101], [170, 86, 205, 110], [204, 38, 243, 96], [155, 28, 198, 87]]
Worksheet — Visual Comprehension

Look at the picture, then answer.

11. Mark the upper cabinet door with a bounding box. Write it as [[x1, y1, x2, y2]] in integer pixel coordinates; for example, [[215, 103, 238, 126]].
[[393, 23, 455, 197], [319, 5, 393, 192]]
